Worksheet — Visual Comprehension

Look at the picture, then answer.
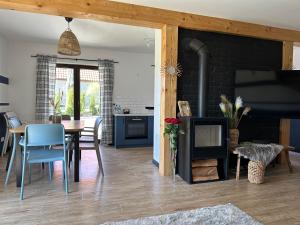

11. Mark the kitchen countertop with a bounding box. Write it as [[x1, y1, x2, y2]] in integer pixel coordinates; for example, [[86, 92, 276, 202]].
[[114, 113, 154, 117]]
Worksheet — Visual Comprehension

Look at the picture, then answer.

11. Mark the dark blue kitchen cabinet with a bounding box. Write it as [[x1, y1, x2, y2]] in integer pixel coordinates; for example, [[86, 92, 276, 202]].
[[114, 115, 153, 148]]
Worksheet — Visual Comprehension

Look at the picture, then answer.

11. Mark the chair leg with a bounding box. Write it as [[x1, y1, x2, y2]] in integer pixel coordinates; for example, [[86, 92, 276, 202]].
[[48, 163, 52, 181], [68, 140, 74, 168], [95, 146, 104, 176], [285, 149, 293, 173], [5, 134, 17, 186], [62, 162, 65, 180], [5, 148, 12, 171], [1, 134, 9, 157], [68, 150, 73, 168], [236, 154, 241, 181], [28, 164, 31, 184], [63, 160, 68, 193], [20, 151, 27, 200]]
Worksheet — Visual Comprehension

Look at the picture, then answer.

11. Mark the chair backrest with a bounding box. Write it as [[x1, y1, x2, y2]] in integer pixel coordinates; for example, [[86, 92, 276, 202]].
[[2, 114, 18, 155], [5, 111, 18, 119], [25, 124, 65, 147], [93, 117, 102, 146], [2, 114, 22, 155], [7, 116, 22, 128], [49, 114, 71, 121]]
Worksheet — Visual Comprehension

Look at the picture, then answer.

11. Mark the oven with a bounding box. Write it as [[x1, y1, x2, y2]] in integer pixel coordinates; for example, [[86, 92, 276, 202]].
[[125, 116, 148, 139]]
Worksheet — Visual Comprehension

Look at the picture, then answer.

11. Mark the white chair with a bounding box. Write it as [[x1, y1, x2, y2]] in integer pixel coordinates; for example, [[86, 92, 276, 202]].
[[79, 117, 104, 175]]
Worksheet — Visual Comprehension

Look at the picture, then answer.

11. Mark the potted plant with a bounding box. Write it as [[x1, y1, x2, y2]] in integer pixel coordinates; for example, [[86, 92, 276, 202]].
[[49, 91, 63, 123], [164, 117, 184, 181], [219, 95, 251, 150]]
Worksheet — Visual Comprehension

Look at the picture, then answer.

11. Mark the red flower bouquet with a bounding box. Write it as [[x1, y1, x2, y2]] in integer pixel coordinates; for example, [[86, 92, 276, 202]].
[[164, 117, 184, 181], [165, 118, 182, 124]]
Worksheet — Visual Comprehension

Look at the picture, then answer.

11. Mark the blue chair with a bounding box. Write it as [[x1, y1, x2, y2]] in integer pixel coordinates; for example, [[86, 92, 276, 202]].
[[5, 118, 57, 186], [49, 114, 74, 167], [20, 124, 68, 200]]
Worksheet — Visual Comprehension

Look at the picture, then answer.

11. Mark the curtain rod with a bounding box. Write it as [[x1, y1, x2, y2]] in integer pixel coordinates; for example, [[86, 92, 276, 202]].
[[30, 55, 119, 64]]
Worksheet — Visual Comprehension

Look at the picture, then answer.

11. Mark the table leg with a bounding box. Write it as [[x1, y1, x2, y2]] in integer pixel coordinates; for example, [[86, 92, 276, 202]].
[[284, 149, 293, 173], [74, 133, 80, 182], [15, 133, 22, 187], [236, 154, 241, 181]]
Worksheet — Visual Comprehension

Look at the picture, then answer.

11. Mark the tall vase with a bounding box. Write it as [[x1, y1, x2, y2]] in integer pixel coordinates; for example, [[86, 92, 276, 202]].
[[52, 114, 62, 124], [229, 128, 239, 151], [169, 132, 177, 182]]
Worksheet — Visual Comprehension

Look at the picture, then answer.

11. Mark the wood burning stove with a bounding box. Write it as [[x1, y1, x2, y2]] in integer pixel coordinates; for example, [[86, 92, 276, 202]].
[[178, 117, 229, 184]]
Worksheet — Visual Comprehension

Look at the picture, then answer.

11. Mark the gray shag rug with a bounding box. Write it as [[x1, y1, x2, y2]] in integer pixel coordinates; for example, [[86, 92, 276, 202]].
[[101, 203, 262, 225]]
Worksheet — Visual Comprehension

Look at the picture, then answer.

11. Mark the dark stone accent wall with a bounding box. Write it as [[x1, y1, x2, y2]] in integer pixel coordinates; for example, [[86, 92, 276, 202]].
[[178, 28, 283, 142]]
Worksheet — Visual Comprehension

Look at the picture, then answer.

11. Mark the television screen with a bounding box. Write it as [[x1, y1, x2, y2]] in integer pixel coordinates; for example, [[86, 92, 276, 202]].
[[235, 70, 300, 117]]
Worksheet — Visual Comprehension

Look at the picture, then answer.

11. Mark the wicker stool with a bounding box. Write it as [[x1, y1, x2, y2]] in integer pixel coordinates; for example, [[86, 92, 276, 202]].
[[248, 161, 265, 184]]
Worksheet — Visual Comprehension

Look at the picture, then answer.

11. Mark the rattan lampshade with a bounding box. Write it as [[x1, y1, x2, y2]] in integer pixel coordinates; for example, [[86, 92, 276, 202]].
[[58, 17, 81, 56]]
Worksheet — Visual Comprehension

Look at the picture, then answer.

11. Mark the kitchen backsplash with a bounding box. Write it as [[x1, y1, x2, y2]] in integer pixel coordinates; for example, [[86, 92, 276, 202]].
[[114, 96, 154, 114]]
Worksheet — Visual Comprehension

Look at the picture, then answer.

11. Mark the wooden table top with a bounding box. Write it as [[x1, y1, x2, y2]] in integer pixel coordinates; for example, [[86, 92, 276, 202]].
[[9, 120, 85, 134]]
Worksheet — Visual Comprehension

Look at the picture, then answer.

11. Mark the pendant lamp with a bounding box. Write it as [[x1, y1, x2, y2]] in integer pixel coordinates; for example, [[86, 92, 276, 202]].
[[58, 17, 81, 56]]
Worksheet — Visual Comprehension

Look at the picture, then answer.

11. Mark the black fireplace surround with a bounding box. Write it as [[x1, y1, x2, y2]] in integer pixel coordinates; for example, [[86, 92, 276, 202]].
[[177, 28, 283, 143]]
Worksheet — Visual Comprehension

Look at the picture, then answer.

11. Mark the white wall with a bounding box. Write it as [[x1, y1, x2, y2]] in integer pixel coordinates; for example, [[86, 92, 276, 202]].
[[153, 30, 161, 164], [293, 46, 300, 69], [0, 34, 10, 112], [0, 35, 7, 75], [6, 40, 154, 121]]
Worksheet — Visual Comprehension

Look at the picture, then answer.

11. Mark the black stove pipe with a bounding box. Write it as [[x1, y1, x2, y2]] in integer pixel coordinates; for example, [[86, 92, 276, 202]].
[[184, 38, 208, 117]]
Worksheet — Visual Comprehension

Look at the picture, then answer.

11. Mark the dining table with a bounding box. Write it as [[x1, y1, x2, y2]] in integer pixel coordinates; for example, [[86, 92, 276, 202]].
[[9, 120, 85, 187]]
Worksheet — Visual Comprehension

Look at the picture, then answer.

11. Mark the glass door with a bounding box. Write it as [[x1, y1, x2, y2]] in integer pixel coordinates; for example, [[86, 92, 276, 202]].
[[79, 68, 100, 127], [55, 64, 99, 122], [55, 66, 74, 118]]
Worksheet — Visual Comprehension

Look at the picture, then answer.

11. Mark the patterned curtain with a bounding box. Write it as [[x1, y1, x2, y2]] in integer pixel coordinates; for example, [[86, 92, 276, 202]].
[[99, 59, 114, 145], [35, 55, 57, 121]]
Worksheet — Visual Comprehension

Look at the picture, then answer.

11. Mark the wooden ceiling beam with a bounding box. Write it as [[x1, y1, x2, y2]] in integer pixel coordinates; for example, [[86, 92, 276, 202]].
[[1, 0, 300, 42]]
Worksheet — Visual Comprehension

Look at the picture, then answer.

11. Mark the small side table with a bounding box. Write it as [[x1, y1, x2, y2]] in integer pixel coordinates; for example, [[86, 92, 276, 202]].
[[234, 145, 294, 181]]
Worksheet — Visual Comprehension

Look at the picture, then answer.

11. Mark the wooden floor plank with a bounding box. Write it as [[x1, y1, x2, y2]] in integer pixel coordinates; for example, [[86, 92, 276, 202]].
[[0, 147, 299, 225]]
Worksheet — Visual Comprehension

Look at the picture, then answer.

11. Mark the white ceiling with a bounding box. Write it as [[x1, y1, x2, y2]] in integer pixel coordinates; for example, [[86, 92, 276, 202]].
[[116, 0, 300, 31], [1, 1, 299, 53], [0, 9, 155, 53]]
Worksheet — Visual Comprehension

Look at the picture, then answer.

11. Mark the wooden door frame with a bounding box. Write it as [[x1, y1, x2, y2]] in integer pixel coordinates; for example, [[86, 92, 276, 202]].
[[0, 0, 297, 176]]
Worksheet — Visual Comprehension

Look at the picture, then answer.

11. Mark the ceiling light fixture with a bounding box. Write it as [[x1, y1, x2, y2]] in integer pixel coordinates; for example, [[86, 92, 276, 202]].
[[58, 17, 81, 56]]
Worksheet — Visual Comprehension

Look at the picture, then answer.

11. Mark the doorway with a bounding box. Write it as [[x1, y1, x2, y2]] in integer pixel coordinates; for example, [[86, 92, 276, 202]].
[[55, 64, 100, 126]]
